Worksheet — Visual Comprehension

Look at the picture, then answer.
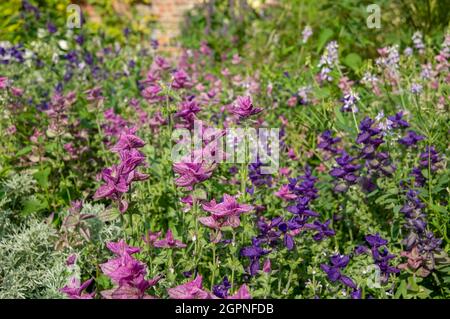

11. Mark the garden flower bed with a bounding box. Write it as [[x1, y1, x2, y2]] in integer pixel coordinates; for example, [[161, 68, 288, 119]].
[[0, 0, 449, 300]]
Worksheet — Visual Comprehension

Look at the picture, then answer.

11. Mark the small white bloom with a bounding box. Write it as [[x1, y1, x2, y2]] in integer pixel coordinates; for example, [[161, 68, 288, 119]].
[[58, 40, 69, 51], [37, 28, 46, 39], [375, 111, 385, 122]]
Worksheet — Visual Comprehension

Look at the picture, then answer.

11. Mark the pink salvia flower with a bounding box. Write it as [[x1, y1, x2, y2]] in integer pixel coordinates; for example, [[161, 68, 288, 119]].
[[263, 259, 272, 273], [153, 229, 187, 249], [142, 231, 162, 246], [279, 167, 291, 177], [153, 56, 171, 70], [200, 195, 254, 237], [167, 275, 210, 299], [227, 284, 251, 299], [232, 54, 242, 65], [100, 240, 161, 299], [94, 128, 148, 213], [110, 129, 145, 152], [11, 87, 23, 96], [6, 125, 16, 135], [172, 69, 192, 89], [288, 148, 298, 160], [202, 194, 254, 218], [275, 185, 297, 201], [66, 254, 77, 266], [231, 96, 262, 118], [60, 277, 94, 299], [141, 84, 163, 103], [106, 239, 140, 255], [173, 162, 214, 190], [0, 76, 8, 89]]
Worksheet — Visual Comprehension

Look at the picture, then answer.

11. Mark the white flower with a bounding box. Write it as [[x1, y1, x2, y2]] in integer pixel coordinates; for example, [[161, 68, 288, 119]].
[[375, 111, 385, 122], [58, 40, 69, 51], [37, 28, 46, 39]]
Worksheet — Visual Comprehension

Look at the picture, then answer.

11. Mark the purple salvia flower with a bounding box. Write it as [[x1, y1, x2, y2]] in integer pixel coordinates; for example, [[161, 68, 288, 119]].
[[141, 84, 163, 103], [47, 22, 57, 34], [318, 130, 341, 154], [66, 254, 77, 266], [240, 238, 271, 276], [304, 220, 335, 241], [387, 112, 409, 128], [106, 239, 140, 256], [365, 233, 399, 282], [340, 91, 359, 113], [142, 231, 162, 246], [212, 276, 231, 298], [398, 130, 424, 147], [100, 240, 161, 299], [320, 254, 357, 289]]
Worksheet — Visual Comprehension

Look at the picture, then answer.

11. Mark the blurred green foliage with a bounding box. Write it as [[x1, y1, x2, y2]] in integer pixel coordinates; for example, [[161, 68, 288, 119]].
[[0, 0, 155, 44], [180, 0, 450, 68]]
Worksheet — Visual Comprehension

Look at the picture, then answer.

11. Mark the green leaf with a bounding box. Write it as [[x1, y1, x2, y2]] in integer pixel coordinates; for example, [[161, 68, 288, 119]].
[[33, 167, 51, 189], [16, 146, 32, 157], [317, 28, 334, 53], [98, 206, 120, 222], [421, 169, 430, 179], [343, 53, 362, 72], [21, 196, 48, 215]]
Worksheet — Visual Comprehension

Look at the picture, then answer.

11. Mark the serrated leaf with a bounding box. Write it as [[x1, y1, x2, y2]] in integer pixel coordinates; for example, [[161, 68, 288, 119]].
[[21, 196, 48, 215]]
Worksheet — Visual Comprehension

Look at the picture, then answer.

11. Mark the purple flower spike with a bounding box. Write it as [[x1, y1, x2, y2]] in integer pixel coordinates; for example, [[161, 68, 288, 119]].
[[398, 130, 424, 147], [365, 233, 388, 248], [304, 220, 335, 241], [213, 276, 231, 298], [241, 238, 271, 276]]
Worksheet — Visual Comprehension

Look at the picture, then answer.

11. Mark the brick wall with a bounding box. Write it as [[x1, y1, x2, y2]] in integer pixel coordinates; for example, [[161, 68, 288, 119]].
[[151, 0, 279, 52], [151, 0, 204, 51]]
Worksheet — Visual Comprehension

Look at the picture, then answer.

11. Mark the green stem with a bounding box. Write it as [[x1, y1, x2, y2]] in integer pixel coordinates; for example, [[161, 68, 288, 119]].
[[211, 241, 217, 291], [193, 194, 200, 267]]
